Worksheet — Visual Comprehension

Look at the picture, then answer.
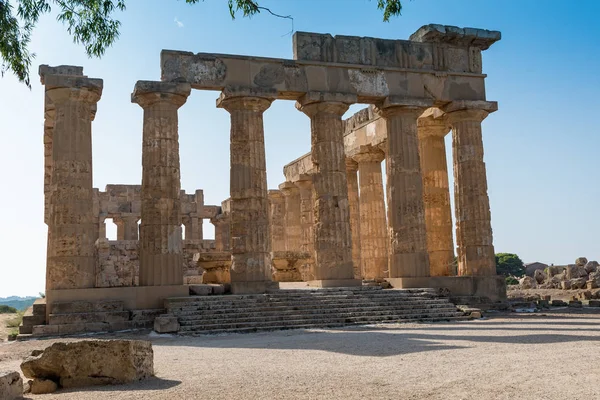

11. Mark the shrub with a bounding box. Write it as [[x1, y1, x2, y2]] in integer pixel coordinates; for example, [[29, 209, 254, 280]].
[[0, 305, 17, 314]]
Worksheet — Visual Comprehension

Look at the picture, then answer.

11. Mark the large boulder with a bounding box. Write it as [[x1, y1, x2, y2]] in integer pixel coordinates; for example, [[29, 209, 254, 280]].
[[575, 257, 588, 267], [585, 261, 599, 274], [566, 264, 588, 280], [0, 371, 23, 400], [519, 276, 536, 289], [570, 278, 588, 290], [534, 269, 547, 284], [21, 340, 153, 390]]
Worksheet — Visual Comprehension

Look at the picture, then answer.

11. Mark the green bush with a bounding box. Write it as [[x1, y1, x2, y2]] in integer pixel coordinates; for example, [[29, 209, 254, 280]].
[[496, 253, 525, 277], [0, 305, 17, 314]]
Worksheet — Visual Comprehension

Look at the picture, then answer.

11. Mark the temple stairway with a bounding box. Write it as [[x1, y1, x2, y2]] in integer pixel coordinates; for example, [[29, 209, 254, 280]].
[[165, 286, 468, 335]]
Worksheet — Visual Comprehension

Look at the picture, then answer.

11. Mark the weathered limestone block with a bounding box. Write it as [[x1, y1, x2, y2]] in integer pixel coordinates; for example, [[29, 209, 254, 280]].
[[575, 257, 588, 267], [375, 98, 431, 278], [295, 176, 315, 280], [269, 190, 286, 252], [533, 269, 546, 284], [44, 74, 103, 290], [0, 371, 23, 400], [132, 81, 191, 286], [31, 379, 57, 394], [354, 146, 388, 280], [519, 276, 536, 289], [585, 261, 599, 274], [21, 340, 154, 389], [566, 264, 588, 280], [418, 109, 454, 276], [272, 251, 310, 282], [217, 90, 273, 293], [194, 252, 232, 284], [444, 100, 498, 276], [154, 316, 179, 333], [296, 92, 356, 283], [279, 182, 302, 252], [95, 239, 138, 287]]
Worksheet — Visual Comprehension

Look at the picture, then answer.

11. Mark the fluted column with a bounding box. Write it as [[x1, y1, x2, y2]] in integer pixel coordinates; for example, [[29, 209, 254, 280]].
[[278, 182, 302, 251], [354, 146, 388, 280], [114, 214, 140, 241], [132, 81, 190, 286], [296, 92, 358, 285], [376, 98, 431, 278], [44, 75, 102, 290], [269, 190, 286, 252], [444, 101, 498, 276], [217, 90, 274, 293], [295, 176, 315, 280], [418, 110, 454, 276], [345, 159, 362, 279]]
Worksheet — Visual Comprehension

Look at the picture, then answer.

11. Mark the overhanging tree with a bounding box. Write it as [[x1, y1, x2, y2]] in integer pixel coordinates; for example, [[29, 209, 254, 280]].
[[495, 253, 525, 277], [0, 0, 404, 87]]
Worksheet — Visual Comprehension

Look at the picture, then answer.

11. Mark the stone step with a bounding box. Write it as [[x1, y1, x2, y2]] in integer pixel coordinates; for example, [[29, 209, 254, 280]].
[[168, 298, 451, 313], [51, 300, 125, 314], [179, 312, 466, 332], [31, 319, 154, 337], [178, 308, 463, 326], [174, 303, 457, 319], [48, 311, 131, 325], [179, 316, 469, 335]]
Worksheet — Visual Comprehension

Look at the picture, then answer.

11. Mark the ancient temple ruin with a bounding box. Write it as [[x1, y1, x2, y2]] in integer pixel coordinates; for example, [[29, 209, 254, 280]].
[[31, 24, 505, 336]]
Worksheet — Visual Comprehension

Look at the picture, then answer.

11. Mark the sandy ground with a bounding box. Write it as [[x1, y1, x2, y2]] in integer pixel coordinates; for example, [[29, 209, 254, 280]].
[[1, 310, 600, 400]]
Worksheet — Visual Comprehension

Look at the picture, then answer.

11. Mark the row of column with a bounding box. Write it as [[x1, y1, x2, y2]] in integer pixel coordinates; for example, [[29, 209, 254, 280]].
[[42, 72, 496, 292]]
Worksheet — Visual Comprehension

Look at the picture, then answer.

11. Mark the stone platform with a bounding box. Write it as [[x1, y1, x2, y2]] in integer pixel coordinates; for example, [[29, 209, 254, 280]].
[[386, 276, 507, 302], [164, 287, 467, 335]]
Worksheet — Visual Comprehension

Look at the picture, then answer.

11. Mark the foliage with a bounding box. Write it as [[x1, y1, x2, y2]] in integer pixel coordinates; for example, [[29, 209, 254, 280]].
[[39, 292, 45, 298], [1, 0, 403, 87], [505, 276, 519, 286], [0, 305, 17, 314], [5, 311, 24, 328], [495, 253, 525, 277]]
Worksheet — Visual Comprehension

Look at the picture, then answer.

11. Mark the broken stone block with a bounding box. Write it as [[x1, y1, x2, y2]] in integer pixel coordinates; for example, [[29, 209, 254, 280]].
[[585, 261, 599, 274], [534, 269, 546, 284], [21, 340, 154, 389], [575, 257, 588, 267], [588, 300, 600, 307], [551, 300, 567, 307], [578, 290, 592, 300], [537, 299, 550, 308], [31, 378, 58, 394], [568, 301, 583, 308], [154, 316, 180, 333], [519, 276, 536, 289], [0, 371, 23, 400], [188, 284, 212, 296]]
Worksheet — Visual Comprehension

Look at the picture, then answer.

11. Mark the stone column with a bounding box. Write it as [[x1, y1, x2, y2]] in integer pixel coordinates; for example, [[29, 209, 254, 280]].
[[278, 182, 302, 252], [132, 81, 191, 286], [187, 213, 203, 240], [296, 92, 358, 286], [269, 190, 286, 253], [211, 214, 230, 252], [114, 214, 139, 241], [354, 145, 388, 280], [217, 90, 274, 293], [444, 101, 498, 276], [44, 74, 102, 290], [375, 98, 432, 278], [345, 158, 362, 279], [295, 176, 315, 281], [418, 109, 455, 276], [98, 217, 106, 239]]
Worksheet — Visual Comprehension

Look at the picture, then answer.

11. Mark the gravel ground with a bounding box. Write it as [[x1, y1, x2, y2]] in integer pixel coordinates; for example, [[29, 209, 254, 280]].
[[1, 311, 599, 400]]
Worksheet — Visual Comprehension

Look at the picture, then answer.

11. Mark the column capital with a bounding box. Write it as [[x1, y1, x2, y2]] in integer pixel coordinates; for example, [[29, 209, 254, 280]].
[[418, 108, 451, 137], [353, 145, 385, 163], [374, 96, 433, 118], [131, 81, 191, 109], [296, 92, 357, 117], [278, 181, 299, 195], [45, 75, 103, 104], [294, 174, 313, 190], [442, 100, 498, 123], [268, 189, 284, 199], [216, 86, 274, 112], [345, 158, 358, 172]]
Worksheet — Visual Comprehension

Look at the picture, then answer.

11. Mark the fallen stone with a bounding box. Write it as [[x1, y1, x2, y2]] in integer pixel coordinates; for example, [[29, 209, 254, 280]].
[[551, 300, 567, 307], [209, 284, 226, 295], [21, 340, 153, 389], [534, 269, 546, 284], [568, 300, 583, 308], [570, 278, 587, 290], [578, 290, 592, 300], [589, 300, 600, 307], [31, 378, 58, 394], [585, 261, 599, 274], [575, 257, 588, 267], [537, 299, 550, 308], [188, 284, 212, 296], [566, 264, 588, 280], [470, 311, 482, 319], [154, 316, 179, 333], [560, 280, 571, 290], [519, 276, 536, 289], [0, 371, 23, 400]]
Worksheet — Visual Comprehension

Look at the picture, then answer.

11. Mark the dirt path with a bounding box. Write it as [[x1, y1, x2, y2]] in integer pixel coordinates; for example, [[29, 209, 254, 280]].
[[1, 311, 599, 400]]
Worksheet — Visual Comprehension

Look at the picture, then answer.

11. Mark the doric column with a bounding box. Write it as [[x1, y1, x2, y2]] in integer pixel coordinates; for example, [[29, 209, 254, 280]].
[[132, 81, 191, 286], [269, 190, 286, 253], [418, 109, 455, 276], [278, 182, 302, 252], [114, 214, 139, 241], [98, 217, 106, 239], [295, 176, 314, 256], [296, 92, 358, 285], [211, 214, 230, 252], [217, 89, 274, 293], [375, 97, 432, 278], [444, 101, 498, 276], [345, 158, 362, 280], [43, 74, 102, 290], [354, 145, 388, 280], [188, 214, 203, 240]]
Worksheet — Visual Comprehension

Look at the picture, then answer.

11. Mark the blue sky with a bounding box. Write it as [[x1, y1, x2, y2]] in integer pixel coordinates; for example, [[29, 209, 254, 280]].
[[0, 0, 599, 296]]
